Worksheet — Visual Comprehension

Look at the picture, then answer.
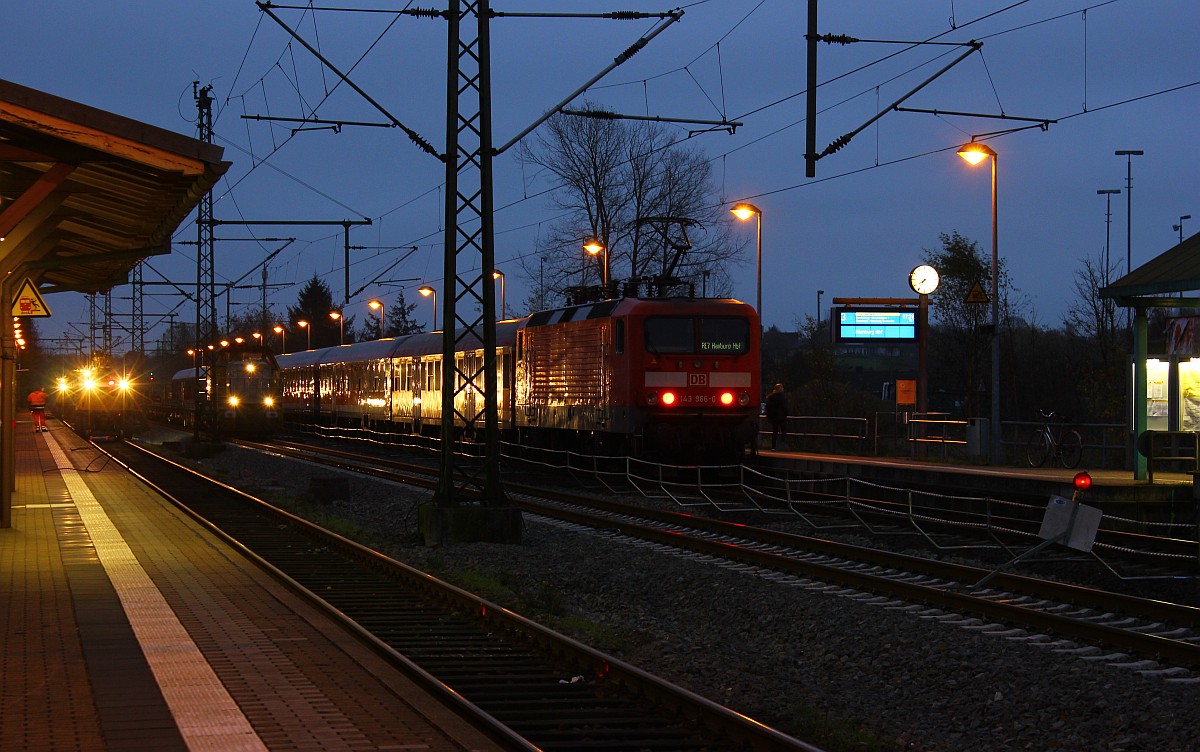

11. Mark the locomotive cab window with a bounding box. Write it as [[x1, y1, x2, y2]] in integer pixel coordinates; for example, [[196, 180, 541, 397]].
[[644, 318, 694, 354], [644, 317, 748, 355], [698, 318, 749, 355]]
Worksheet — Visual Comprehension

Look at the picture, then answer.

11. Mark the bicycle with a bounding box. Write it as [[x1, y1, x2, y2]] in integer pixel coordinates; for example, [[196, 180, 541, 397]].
[[1026, 410, 1083, 468]]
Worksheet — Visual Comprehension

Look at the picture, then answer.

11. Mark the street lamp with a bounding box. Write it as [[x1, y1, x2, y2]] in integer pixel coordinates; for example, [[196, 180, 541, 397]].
[[957, 141, 1000, 465], [583, 239, 608, 290], [492, 270, 506, 319], [297, 319, 311, 350], [730, 203, 763, 326], [272, 324, 286, 353], [329, 311, 344, 345], [367, 299, 385, 338], [418, 286, 437, 330], [1175, 215, 1192, 244]]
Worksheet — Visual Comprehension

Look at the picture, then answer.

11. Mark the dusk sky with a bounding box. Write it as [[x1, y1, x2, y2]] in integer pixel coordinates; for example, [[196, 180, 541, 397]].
[[5, 1, 1198, 348]]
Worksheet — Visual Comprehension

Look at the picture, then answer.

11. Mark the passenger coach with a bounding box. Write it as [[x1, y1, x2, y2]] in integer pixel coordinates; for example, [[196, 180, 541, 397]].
[[277, 295, 760, 460]]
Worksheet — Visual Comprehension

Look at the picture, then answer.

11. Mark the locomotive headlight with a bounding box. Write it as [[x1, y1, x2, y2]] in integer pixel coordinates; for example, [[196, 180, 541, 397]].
[[738, 392, 751, 406], [646, 392, 658, 405], [263, 397, 275, 407], [227, 396, 240, 407], [661, 391, 677, 407], [117, 379, 131, 391], [720, 392, 734, 406], [82, 379, 96, 391], [245, 363, 257, 374]]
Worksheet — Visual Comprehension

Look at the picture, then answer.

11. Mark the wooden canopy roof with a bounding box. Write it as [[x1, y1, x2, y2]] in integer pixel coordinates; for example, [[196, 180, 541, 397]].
[[0, 79, 229, 294]]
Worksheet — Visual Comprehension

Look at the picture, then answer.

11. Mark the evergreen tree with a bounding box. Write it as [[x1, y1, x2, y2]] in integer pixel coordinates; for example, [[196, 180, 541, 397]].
[[287, 276, 341, 349]]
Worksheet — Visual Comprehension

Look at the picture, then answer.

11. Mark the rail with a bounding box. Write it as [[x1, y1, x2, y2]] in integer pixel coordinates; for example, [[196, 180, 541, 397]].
[[497, 441, 1200, 581]]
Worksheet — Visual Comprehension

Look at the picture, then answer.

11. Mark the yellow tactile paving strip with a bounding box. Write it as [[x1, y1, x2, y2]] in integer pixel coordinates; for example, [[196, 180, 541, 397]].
[[43, 430, 269, 752], [24, 422, 500, 751]]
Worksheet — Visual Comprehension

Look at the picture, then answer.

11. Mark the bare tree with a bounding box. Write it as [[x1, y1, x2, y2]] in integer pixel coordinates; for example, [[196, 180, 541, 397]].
[[517, 107, 744, 306]]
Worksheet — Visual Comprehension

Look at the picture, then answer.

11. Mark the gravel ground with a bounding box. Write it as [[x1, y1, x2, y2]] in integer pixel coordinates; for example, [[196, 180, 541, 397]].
[[149, 432, 1199, 752]]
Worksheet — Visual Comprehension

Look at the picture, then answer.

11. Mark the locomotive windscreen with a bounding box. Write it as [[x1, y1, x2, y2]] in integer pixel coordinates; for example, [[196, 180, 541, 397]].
[[644, 317, 749, 355]]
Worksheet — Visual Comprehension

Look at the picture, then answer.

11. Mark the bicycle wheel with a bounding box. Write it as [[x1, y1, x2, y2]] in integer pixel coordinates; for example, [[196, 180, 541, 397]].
[[1026, 430, 1050, 467], [1058, 429, 1083, 469]]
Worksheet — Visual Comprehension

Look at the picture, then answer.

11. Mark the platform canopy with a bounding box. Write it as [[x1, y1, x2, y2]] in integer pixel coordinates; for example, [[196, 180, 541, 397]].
[[0, 78, 230, 294], [0, 79, 231, 530], [1101, 232, 1200, 302]]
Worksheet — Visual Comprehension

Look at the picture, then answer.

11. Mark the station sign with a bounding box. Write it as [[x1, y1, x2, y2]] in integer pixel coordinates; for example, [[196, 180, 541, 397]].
[[833, 307, 917, 342]]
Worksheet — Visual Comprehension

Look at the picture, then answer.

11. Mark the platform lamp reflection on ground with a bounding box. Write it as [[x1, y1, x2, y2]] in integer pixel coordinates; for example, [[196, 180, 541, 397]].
[[418, 286, 436, 330], [367, 299, 384, 338]]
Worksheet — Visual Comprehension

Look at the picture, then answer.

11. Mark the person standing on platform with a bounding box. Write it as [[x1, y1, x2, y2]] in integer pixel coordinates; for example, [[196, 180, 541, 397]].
[[27, 386, 48, 432], [764, 383, 788, 450]]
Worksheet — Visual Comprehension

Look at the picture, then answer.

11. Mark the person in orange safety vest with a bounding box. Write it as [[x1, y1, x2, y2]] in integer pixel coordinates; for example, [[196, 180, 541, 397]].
[[27, 386, 47, 432]]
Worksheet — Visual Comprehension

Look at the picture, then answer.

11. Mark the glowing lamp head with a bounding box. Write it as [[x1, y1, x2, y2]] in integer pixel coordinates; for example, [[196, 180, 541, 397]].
[[227, 396, 240, 407], [263, 397, 274, 408], [584, 240, 604, 256], [957, 141, 996, 166], [245, 363, 257, 374], [730, 203, 761, 221], [661, 391, 677, 407], [83, 379, 96, 391], [117, 379, 131, 391]]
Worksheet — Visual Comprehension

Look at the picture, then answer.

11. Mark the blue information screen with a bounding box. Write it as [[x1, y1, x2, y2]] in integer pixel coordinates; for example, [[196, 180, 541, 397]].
[[835, 308, 917, 342]]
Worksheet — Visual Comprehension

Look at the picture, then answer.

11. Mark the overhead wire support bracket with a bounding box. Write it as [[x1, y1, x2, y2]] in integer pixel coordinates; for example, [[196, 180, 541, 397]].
[[255, 1, 443, 161], [894, 106, 1056, 127], [494, 8, 684, 155], [560, 108, 742, 134], [818, 40, 982, 160], [240, 114, 394, 130]]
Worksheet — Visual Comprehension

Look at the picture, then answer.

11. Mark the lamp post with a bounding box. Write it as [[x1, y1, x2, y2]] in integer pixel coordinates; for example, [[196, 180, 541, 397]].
[[492, 270, 506, 319], [1115, 150, 1144, 275], [272, 324, 285, 353], [730, 203, 763, 326], [418, 286, 437, 330], [1175, 215, 1192, 244], [329, 311, 344, 345], [297, 319, 310, 350], [367, 299, 385, 338], [816, 289, 825, 339], [957, 141, 1000, 465], [732, 203, 764, 400], [583, 239, 608, 290], [1097, 189, 1121, 286]]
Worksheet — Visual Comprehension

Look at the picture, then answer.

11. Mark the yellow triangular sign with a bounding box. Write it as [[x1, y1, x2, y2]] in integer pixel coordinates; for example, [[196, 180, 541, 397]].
[[964, 281, 990, 305], [12, 278, 51, 317]]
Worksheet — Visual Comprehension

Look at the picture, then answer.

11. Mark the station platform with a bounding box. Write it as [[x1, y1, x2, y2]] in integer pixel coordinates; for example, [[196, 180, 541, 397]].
[[1, 417, 501, 752]]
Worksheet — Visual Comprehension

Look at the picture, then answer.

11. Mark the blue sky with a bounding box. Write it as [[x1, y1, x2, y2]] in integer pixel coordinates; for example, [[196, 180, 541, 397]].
[[5, 1, 1198, 347]]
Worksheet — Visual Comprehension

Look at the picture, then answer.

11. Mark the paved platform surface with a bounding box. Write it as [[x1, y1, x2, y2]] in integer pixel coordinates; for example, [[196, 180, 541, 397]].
[[2, 417, 501, 751]]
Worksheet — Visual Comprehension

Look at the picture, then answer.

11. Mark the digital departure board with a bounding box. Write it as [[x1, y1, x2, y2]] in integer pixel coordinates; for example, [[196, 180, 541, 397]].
[[834, 308, 917, 342]]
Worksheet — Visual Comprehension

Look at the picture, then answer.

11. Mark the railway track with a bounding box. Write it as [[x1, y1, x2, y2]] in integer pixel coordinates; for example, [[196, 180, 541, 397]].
[[105, 439, 822, 752], [234, 437, 1200, 679]]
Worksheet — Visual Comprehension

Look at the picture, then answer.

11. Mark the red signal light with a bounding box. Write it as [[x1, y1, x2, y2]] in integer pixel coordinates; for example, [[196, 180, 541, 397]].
[[720, 392, 734, 406], [1073, 471, 1092, 491], [661, 391, 677, 406]]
